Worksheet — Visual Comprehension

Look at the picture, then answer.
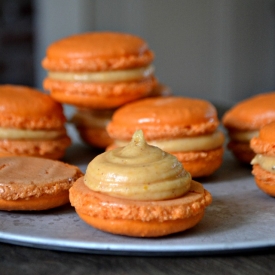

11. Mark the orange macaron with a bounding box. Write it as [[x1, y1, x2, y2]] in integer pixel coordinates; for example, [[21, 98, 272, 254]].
[[0, 156, 83, 211], [222, 92, 275, 164], [106, 96, 225, 178], [250, 121, 275, 197], [69, 130, 212, 237], [71, 83, 172, 149], [42, 31, 158, 109], [0, 84, 71, 159]]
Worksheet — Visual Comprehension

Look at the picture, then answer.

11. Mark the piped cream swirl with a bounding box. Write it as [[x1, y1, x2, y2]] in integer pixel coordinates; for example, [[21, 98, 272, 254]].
[[84, 130, 191, 201]]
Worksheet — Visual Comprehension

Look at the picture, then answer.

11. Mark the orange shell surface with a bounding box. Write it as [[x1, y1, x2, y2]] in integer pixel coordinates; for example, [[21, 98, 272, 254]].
[[0, 85, 66, 129], [42, 32, 154, 72], [222, 92, 275, 131], [107, 96, 219, 140]]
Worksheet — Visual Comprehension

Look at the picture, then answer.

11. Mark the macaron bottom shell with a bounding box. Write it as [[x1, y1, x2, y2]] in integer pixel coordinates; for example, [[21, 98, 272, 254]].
[[69, 178, 212, 237], [76, 209, 205, 238], [0, 190, 70, 211], [252, 164, 275, 197], [43, 77, 157, 109]]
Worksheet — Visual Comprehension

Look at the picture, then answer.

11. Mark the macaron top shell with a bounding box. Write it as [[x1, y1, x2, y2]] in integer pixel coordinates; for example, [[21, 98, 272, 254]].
[[222, 92, 275, 131], [107, 96, 219, 140], [0, 156, 83, 200], [42, 32, 154, 72], [0, 85, 67, 129]]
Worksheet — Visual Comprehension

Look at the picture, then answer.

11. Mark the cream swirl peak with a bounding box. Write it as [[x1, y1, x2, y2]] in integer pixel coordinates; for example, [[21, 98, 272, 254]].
[[84, 130, 191, 201]]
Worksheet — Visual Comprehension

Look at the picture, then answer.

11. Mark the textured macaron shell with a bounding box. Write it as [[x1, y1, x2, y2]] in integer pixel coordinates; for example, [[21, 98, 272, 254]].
[[222, 92, 275, 131], [0, 85, 66, 129], [0, 156, 83, 201], [42, 32, 154, 72], [107, 96, 219, 140], [250, 122, 275, 156]]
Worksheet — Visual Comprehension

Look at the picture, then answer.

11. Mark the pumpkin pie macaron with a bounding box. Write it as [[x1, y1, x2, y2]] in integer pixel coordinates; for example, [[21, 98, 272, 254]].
[[69, 130, 212, 237], [222, 92, 275, 164], [71, 83, 172, 149], [0, 156, 83, 211], [106, 96, 225, 178], [42, 31, 158, 109], [0, 84, 71, 159], [250, 121, 275, 197]]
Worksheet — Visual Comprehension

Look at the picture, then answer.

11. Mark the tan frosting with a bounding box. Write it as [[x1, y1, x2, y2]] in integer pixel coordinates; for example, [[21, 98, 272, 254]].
[[84, 130, 191, 201], [48, 65, 154, 83], [114, 130, 225, 152], [0, 127, 67, 140], [251, 154, 275, 174], [229, 130, 259, 142]]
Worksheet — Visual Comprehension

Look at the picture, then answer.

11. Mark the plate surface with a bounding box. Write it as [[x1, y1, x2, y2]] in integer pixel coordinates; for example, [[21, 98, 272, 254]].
[[0, 124, 275, 255]]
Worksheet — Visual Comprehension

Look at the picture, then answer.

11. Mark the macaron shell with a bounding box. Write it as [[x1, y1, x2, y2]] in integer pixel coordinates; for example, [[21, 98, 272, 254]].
[[107, 97, 219, 140], [222, 92, 275, 131], [0, 156, 83, 211], [70, 178, 211, 237], [0, 85, 66, 129], [75, 126, 113, 149], [227, 140, 255, 163], [0, 136, 71, 159], [252, 164, 275, 197], [76, 209, 205, 237], [0, 191, 70, 211], [250, 122, 275, 157], [173, 147, 224, 178], [42, 32, 154, 72], [43, 76, 156, 109]]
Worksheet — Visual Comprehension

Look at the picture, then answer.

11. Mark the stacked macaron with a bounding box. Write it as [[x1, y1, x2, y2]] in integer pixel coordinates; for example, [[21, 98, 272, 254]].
[[106, 96, 225, 178], [0, 84, 71, 159], [222, 92, 275, 164], [250, 121, 275, 197], [41, 31, 170, 149]]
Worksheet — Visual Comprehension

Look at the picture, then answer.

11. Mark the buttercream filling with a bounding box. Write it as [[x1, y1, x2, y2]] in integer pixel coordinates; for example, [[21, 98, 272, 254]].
[[251, 154, 275, 174], [229, 130, 259, 142], [48, 65, 154, 83], [0, 127, 66, 140], [114, 130, 225, 152], [84, 130, 191, 201]]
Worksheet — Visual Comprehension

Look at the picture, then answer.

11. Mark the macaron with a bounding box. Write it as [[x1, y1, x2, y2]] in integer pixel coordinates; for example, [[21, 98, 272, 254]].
[[71, 83, 172, 149], [250, 121, 275, 197], [69, 130, 212, 237], [106, 96, 225, 178], [42, 31, 158, 109], [0, 84, 71, 159], [222, 92, 275, 164], [0, 156, 83, 211]]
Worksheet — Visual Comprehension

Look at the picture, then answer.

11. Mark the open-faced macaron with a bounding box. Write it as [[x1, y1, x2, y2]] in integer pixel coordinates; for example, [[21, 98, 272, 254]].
[[0, 84, 71, 159], [250, 121, 275, 197], [106, 96, 225, 178], [0, 156, 83, 211], [69, 130, 212, 237], [222, 92, 275, 164], [42, 31, 158, 109]]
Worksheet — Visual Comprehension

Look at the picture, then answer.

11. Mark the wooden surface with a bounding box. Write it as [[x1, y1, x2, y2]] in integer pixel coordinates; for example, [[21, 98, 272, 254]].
[[0, 242, 275, 275]]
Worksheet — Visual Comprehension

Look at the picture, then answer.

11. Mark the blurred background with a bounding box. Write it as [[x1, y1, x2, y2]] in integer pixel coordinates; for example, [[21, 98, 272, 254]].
[[0, 0, 275, 107]]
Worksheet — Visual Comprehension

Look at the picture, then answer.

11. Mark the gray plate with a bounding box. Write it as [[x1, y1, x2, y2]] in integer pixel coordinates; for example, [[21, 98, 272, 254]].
[[0, 124, 274, 255]]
